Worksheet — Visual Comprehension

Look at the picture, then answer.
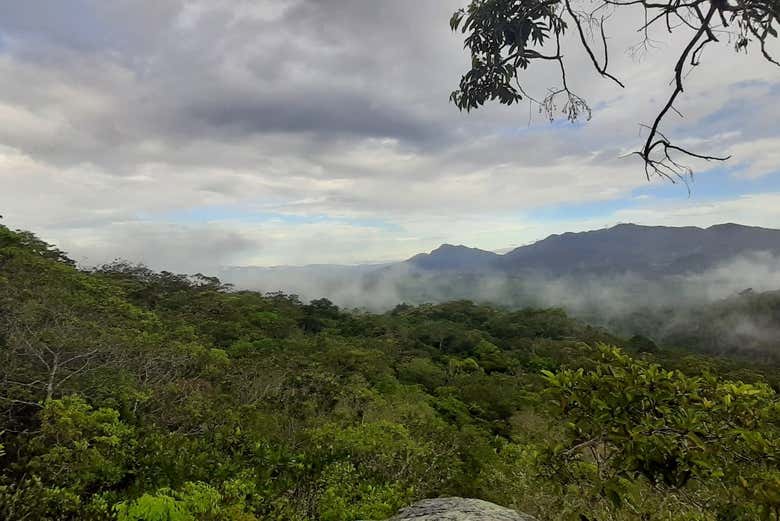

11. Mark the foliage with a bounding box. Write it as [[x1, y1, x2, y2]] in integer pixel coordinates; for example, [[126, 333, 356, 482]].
[[1, 225, 779, 520], [543, 344, 780, 517], [114, 482, 225, 521], [451, 0, 780, 180]]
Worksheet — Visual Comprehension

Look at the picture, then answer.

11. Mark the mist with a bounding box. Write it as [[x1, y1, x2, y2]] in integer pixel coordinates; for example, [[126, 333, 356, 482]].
[[218, 251, 780, 312], [217, 251, 780, 358]]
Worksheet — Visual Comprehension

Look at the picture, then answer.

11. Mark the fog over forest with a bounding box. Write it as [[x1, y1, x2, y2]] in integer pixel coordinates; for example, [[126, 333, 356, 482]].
[[2, 0, 780, 519], [220, 251, 780, 313]]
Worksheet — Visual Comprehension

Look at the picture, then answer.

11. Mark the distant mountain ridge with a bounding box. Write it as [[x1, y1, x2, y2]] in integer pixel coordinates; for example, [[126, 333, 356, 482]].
[[219, 223, 780, 308], [406, 244, 499, 271], [405, 223, 780, 277]]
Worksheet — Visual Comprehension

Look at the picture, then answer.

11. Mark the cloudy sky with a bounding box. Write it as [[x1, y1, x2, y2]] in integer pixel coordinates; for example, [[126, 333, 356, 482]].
[[0, 0, 779, 272]]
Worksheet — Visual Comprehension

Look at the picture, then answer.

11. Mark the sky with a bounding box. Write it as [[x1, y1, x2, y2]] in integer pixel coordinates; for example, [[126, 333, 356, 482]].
[[0, 0, 779, 272]]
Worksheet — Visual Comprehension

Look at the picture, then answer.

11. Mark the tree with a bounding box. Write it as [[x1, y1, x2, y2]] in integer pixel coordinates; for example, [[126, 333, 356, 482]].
[[450, 0, 779, 181], [543, 344, 780, 518], [0, 228, 148, 429]]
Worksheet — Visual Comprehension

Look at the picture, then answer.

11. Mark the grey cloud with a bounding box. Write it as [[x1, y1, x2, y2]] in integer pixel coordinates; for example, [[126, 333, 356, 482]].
[[186, 92, 436, 143], [1, 0, 771, 172], [0, 1, 182, 55], [0, 0, 468, 170], [1, 0, 779, 270], [58, 221, 260, 273], [218, 251, 780, 318]]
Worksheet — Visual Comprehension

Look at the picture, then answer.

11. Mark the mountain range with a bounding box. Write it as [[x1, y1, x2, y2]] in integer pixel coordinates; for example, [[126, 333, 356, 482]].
[[403, 223, 780, 277], [218, 223, 780, 309]]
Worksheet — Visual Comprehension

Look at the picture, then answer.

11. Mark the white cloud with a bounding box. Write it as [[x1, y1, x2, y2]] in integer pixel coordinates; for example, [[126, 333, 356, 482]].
[[0, 0, 778, 269], [728, 138, 780, 179], [611, 193, 780, 227]]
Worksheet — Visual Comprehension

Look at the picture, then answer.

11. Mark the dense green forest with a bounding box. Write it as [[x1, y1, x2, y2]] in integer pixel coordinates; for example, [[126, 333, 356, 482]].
[[605, 290, 780, 364], [359, 270, 780, 364], [1, 224, 779, 521]]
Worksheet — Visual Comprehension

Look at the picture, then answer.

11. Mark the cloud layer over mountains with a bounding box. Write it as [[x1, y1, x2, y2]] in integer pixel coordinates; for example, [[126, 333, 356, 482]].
[[1, 1, 780, 270], [219, 224, 780, 316]]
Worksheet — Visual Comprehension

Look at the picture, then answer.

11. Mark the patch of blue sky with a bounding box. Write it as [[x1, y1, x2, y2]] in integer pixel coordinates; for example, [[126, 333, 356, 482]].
[[695, 102, 743, 130], [528, 165, 780, 222], [730, 78, 773, 89], [634, 165, 780, 200], [138, 205, 401, 231], [345, 218, 404, 232], [498, 114, 589, 137], [694, 80, 775, 130], [142, 206, 263, 223], [529, 197, 635, 222], [495, 92, 626, 138]]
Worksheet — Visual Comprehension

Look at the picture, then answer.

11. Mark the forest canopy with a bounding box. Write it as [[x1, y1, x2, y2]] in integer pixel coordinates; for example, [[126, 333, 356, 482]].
[[1, 224, 779, 520]]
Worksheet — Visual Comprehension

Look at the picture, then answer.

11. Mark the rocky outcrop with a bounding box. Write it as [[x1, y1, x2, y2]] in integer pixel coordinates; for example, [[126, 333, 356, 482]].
[[385, 497, 538, 521]]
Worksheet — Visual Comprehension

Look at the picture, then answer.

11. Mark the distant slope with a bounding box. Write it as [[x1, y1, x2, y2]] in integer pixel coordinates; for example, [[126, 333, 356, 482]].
[[223, 223, 780, 282], [219, 223, 780, 310], [406, 244, 499, 271], [497, 223, 780, 276], [604, 289, 780, 362]]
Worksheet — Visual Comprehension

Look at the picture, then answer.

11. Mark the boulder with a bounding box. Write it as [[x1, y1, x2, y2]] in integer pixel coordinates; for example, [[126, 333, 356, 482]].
[[385, 497, 538, 521]]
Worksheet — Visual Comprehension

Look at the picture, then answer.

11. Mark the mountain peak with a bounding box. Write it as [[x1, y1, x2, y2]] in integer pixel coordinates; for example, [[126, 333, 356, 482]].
[[430, 243, 484, 253], [407, 243, 499, 271], [500, 222, 780, 276], [707, 222, 763, 231]]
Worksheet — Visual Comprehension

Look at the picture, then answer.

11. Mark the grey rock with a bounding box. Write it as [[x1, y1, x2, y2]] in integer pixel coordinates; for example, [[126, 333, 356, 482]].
[[385, 497, 538, 521]]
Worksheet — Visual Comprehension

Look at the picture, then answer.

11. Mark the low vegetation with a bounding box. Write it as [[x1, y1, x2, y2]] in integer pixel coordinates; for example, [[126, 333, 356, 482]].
[[1, 225, 778, 520]]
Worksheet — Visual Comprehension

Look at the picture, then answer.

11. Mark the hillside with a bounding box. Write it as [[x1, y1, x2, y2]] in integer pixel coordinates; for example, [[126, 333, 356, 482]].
[[221, 223, 780, 308], [2, 224, 780, 521], [496, 223, 780, 276], [605, 288, 780, 362], [400, 223, 780, 277], [406, 244, 500, 271]]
